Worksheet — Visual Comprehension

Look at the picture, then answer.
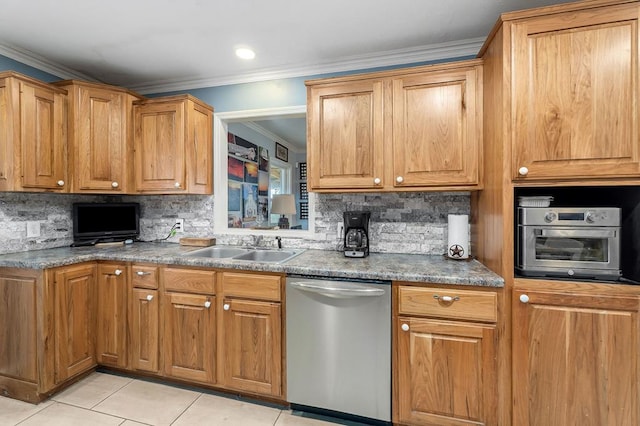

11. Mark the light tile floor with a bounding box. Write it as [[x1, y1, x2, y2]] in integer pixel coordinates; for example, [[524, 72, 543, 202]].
[[0, 372, 371, 425]]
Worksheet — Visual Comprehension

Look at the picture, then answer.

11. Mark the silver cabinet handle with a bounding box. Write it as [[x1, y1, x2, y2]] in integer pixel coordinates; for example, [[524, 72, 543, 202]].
[[136, 271, 151, 276], [146, 295, 154, 301], [115, 269, 123, 276], [518, 166, 529, 176], [520, 294, 530, 304], [401, 323, 409, 332], [223, 303, 230, 311]]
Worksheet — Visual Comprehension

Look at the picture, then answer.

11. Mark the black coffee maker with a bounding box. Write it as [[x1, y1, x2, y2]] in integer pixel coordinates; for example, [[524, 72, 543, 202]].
[[343, 211, 371, 258]]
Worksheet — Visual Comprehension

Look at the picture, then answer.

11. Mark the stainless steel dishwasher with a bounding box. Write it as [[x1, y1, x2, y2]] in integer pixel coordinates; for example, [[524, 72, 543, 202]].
[[286, 275, 391, 424]]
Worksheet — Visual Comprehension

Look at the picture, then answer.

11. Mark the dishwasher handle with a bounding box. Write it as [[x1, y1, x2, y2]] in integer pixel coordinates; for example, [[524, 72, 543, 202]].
[[289, 280, 386, 299]]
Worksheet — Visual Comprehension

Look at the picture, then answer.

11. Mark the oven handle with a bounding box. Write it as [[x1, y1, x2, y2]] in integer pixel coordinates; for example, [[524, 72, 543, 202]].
[[536, 228, 617, 238]]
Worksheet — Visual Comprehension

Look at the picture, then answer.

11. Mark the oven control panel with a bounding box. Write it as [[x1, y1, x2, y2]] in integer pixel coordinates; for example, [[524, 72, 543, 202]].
[[519, 207, 620, 227]]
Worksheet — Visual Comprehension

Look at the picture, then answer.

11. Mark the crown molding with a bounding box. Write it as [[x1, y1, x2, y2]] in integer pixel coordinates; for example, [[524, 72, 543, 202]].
[[0, 43, 97, 81], [0, 37, 484, 93], [130, 37, 485, 94]]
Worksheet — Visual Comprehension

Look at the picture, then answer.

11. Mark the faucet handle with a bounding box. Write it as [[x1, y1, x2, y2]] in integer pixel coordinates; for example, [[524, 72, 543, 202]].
[[275, 236, 282, 249]]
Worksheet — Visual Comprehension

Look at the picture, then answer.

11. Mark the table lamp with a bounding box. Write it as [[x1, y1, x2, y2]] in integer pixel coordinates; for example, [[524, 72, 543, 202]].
[[271, 194, 296, 229]]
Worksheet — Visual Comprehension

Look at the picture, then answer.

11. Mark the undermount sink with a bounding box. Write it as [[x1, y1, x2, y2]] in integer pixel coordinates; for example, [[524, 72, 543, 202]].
[[185, 246, 305, 263]]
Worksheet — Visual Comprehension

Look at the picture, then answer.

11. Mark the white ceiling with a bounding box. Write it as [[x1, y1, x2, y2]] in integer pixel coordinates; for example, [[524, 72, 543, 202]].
[[0, 0, 574, 94]]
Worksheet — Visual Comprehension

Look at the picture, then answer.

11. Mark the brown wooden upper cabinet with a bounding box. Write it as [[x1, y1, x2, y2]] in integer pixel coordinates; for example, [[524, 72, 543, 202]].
[[306, 59, 482, 192], [53, 80, 142, 193], [133, 94, 213, 194], [0, 71, 67, 192], [509, 2, 640, 181]]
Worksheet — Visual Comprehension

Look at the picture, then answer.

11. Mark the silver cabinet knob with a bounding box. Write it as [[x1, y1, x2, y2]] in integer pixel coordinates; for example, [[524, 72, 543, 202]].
[[146, 294, 154, 301], [204, 300, 212, 308], [518, 166, 529, 176], [519, 294, 530, 303], [174, 182, 181, 188], [396, 176, 404, 184], [223, 303, 230, 311], [111, 181, 119, 188], [401, 323, 409, 332], [57, 180, 65, 187], [373, 177, 381, 185], [115, 269, 123, 276]]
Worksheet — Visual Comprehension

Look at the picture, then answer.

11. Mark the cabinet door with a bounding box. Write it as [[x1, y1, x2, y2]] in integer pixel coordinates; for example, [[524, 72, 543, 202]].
[[72, 85, 129, 192], [130, 288, 159, 373], [163, 292, 215, 383], [396, 317, 496, 426], [307, 79, 385, 190], [513, 288, 639, 426], [512, 4, 640, 180], [95, 263, 128, 368], [187, 102, 213, 194], [54, 264, 96, 383], [221, 298, 281, 397], [392, 67, 480, 187], [19, 81, 66, 191], [134, 100, 186, 193]]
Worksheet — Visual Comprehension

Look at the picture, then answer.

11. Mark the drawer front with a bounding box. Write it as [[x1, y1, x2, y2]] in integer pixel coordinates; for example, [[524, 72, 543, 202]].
[[131, 264, 159, 289], [163, 267, 216, 295], [398, 286, 497, 322], [221, 272, 281, 301]]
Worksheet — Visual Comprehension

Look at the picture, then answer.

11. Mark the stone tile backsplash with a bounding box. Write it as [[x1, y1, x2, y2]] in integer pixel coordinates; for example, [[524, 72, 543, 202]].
[[0, 191, 469, 256]]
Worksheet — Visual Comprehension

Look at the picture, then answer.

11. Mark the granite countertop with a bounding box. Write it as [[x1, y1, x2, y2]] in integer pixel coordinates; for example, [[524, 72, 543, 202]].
[[0, 242, 504, 287]]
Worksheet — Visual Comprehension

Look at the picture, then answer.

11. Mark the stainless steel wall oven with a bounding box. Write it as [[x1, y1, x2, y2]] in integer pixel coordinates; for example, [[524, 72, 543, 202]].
[[516, 207, 621, 280]]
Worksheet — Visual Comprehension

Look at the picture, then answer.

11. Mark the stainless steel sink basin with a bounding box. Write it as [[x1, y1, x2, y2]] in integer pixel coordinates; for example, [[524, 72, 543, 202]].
[[185, 246, 252, 258], [185, 246, 305, 263], [232, 249, 303, 263]]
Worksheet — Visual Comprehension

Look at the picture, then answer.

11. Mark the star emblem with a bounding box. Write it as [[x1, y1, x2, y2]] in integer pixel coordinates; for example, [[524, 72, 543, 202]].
[[449, 244, 464, 258]]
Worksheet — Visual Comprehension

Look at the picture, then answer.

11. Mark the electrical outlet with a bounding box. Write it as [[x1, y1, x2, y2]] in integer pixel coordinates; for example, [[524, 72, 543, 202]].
[[175, 218, 184, 233], [26, 221, 40, 238]]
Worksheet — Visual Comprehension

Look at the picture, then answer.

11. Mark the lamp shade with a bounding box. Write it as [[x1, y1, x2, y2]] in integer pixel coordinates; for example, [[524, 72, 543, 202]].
[[271, 194, 296, 215]]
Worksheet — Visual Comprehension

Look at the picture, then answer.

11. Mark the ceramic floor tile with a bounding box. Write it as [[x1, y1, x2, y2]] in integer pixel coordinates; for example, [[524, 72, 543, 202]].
[[0, 396, 53, 425], [120, 421, 150, 426], [172, 393, 281, 426], [91, 379, 200, 425], [17, 402, 124, 426], [52, 371, 133, 409]]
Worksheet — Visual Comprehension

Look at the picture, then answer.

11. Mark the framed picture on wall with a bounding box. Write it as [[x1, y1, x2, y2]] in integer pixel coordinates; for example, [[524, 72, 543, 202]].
[[275, 142, 288, 162]]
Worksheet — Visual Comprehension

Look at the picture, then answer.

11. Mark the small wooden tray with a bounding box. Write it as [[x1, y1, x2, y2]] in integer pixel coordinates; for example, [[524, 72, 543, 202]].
[[179, 237, 216, 247]]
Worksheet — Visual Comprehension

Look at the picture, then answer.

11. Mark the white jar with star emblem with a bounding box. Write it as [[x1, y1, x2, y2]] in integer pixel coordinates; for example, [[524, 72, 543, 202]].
[[447, 214, 469, 259]]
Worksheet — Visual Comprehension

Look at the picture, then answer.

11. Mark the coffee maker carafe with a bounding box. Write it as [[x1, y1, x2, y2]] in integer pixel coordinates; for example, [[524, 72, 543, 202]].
[[343, 211, 371, 258]]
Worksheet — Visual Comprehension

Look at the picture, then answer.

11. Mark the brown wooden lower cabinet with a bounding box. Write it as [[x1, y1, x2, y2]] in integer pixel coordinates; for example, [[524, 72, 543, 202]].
[[220, 298, 282, 396], [52, 263, 97, 384], [513, 280, 640, 426], [130, 288, 159, 373], [162, 291, 216, 383], [95, 263, 128, 368], [394, 284, 498, 426], [0, 268, 54, 403]]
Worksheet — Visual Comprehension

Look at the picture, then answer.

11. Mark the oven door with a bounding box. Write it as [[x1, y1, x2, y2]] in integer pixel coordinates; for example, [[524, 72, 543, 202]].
[[518, 226, 621, 278]]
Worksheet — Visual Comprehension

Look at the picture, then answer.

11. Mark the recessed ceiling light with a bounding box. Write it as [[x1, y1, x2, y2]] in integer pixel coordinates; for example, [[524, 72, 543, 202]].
[[235, 47, 255, 60]]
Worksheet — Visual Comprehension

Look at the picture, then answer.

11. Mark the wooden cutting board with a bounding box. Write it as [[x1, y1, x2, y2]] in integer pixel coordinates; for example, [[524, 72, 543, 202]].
[[179, 237, 216, 247]]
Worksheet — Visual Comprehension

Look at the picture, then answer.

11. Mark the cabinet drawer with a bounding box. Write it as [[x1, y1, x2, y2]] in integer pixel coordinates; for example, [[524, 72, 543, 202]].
[[131, 264, 159, 289], [221, 272, 281, 301], [398, 286, 497, 322], [163, 267, 216, 295]]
